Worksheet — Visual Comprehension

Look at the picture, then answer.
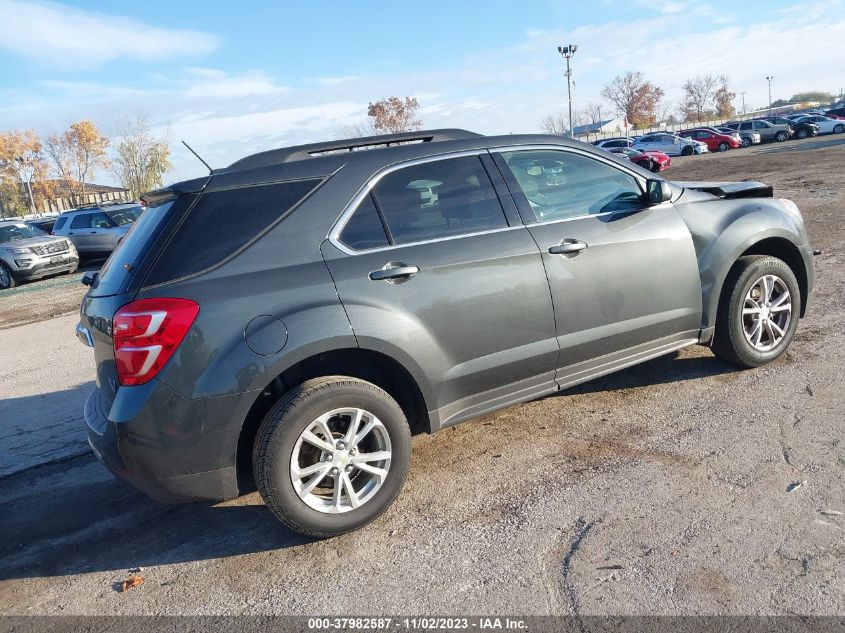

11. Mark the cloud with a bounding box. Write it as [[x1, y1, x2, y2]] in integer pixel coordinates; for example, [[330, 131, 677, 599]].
[[0, 0, 218, 67], [307, 76, 366, 86], [180, 68, 288, 99]]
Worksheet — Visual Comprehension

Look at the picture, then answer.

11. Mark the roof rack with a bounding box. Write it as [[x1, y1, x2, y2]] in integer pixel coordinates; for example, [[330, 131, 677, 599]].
[[225, 128, 483, 171]]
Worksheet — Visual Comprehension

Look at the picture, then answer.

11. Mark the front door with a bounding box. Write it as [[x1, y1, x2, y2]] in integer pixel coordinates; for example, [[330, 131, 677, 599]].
[[492, 147, 703, 385], [321, 153, 559, 428]]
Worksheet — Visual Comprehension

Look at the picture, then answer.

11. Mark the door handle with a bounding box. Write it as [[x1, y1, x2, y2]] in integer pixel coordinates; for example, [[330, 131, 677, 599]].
[[549, 241, 588, 256], [68, 232, 74, 236], [369, 264, 419, 282]]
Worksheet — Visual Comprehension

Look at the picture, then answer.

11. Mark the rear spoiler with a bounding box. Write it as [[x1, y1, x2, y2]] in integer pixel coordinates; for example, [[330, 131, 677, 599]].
[[141, 175, 212, 207], [673, 180, 773, 199]]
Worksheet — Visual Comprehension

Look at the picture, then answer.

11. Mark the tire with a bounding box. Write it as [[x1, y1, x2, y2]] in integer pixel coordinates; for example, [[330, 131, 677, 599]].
[[797, 128, 809, 139], [718, 142, 729, 152], [834, 124, 844, 134], [681, 145, 694, 156], [0, 261, 18, 290], [650, 160, 661, 173], [253, 376, 411, 538], [742, 138, 751, 147], [711, 255, 801, 369], [775, 131, 789, 142]]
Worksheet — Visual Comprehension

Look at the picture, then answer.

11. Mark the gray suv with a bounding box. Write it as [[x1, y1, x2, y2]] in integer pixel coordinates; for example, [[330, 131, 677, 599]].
[[0, 220, 78, 289], [724, 119, 791, 142], [78, 129, 814, 537], [53, 203, 142, 260]]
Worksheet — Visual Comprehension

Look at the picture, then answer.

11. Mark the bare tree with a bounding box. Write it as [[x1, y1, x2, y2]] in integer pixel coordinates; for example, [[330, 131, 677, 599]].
[[681, 74, 720, 122], [601, 71, 665, 128], [367, 97, 422, 134], [540, 113, 568, 136], [111, 117, 172, 199], [46, 120, 109, 206], [335, 120, 377, 139]]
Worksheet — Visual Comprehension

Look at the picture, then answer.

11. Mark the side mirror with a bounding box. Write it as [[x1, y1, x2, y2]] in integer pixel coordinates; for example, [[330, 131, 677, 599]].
[[646, 179, 672, 205], [81, 271, 98, 287]]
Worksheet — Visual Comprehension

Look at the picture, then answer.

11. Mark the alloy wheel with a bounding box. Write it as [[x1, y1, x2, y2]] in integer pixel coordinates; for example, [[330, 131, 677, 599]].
[[0, 265, 10, 289], [290, 408, 392, 513], [741, 274, 792, 352]]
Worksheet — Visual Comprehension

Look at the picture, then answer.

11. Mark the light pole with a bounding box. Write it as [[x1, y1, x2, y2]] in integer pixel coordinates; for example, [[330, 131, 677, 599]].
[[15, 156, 36, 215], [766, 76, 774, 116], [740, 91, 746, 116], [557, 44, 578, 137]]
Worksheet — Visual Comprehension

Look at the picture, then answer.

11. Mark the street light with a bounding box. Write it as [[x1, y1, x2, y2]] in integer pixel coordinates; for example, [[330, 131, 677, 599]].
[[557, 44, 578, 138], [766, 76, 774, 116], [740, 91, 746, 115]]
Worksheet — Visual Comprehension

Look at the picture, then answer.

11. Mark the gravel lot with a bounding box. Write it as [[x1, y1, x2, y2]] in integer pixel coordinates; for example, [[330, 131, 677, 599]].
[[1, 136, 843, 616]]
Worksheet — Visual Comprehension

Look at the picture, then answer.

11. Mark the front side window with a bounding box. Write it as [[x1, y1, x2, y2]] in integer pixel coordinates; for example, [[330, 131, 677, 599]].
[[54, 216, 68, 230], [498, 149, 644, 223], [370, 155, 507, 246]]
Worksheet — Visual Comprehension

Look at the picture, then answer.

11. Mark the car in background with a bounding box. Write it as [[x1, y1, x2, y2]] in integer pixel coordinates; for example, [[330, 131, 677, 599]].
[[763, 116, 819, 139], [825, 107, 845, 118], [791, 115, 845, 135], [606, 147, 671, 172], [52, 202, 143, 260], [24, 216, 58, 234], [591, 137, 635, 150], [0, 220, 79, 289], [716, 126, 759, 147], [632, 133, 706, 156], [678, 128, 741, 152], [723, 119, 791, 143]]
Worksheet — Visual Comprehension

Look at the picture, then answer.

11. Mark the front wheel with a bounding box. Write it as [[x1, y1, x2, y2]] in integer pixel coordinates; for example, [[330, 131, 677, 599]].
[[775, 131, 789, 142], [0, 262, 18, 290], [253, 377, 411, 538], [718, 142, 729, 152], [681, 145, 694, 156], [797, 128, 809, 139], [711, 255, 800, 368], [742, 137, 751, 147], [834, 124, 844, 134], [649, 160, 661, 173]]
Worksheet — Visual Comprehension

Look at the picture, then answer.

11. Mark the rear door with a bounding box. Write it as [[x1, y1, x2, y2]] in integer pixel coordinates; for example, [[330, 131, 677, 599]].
[[492, 146, 702, 384], [69, 211, 113, 252], [322, 153, 559, 427]]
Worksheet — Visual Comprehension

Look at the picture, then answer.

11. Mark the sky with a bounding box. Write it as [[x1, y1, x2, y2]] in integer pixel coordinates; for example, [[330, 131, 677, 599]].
[[1, 0, 844, 183]]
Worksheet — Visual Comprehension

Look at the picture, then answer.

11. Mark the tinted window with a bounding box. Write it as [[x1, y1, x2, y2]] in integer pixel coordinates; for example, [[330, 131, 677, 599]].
[[739, 122, 752, 130], [54, 216, 68, 230], [106, 206, 142, 226], [639, 135, 655, 143], [146, 178, 321, 285], [499, 149, 644, 223], [339, 194, 389, 250], [371, 156, 507, 245]]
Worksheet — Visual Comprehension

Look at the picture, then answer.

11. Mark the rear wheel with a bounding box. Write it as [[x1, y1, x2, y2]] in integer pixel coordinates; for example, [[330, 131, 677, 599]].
[[0, 262, 18, 290], [742, 137, 751, 147], [712, 256, 800, 368], [834, 124, 845, 134], [775, 131, 789, 142], [253, 377, 411, 538], [718, 142, 729, 152]]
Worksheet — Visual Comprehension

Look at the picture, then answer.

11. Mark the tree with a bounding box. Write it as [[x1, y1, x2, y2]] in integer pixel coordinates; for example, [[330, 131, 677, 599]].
[[601, 71, 665, 127], [45, 120, 110, 206], [0, 129, 51, 215], [790, 91, 835, 104], [367, 97, 422, 134], [335, 120, 377, 139], [112, 117, 172, 199], [540, 113, 568, 136], [681, 74, 720, 122], [714, 78, 736, 119]]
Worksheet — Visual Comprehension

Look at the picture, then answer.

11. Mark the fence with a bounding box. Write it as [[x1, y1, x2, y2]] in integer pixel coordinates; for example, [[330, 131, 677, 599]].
[[39, 189, 130, 214]]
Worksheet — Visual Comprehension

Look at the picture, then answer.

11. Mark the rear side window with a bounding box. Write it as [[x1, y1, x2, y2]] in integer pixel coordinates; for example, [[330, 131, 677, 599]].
[[54, 216, 68, 231], [370, 155, 507, 246], [145, 178, 321, 285]]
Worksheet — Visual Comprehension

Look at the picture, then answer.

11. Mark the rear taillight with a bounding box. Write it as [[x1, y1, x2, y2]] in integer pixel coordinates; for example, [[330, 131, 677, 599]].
[[113, 298, 199, 386]]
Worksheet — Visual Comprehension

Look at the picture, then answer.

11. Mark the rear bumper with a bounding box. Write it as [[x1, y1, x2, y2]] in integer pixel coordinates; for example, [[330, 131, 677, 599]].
[[84, 380, 257, 503]]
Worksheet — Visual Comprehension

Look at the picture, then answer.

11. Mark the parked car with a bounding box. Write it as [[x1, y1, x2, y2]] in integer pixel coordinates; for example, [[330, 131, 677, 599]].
[[52, 202, 143, 260], [24, 216, 58, 234], [791, 115, 845, 135], [0, 220, 79, 289], [826, 107, 845, 118], [632, 133, 706, 156], [678, 128, 742, 152], [607, 146, 671, 172], [724, 119, 791, 142], [591, 137, 635, 149], [763, 117, 819, 140], [716, 126, 760, 147], [77, 129, 814, 537]]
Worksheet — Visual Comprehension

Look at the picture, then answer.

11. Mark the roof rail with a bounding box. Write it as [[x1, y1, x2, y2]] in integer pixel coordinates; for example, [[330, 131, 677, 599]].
[[225, 128, 483, 171]]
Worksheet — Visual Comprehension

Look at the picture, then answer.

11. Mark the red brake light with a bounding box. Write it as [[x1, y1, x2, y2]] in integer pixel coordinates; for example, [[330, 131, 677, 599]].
[[113, 298, 199, 386]]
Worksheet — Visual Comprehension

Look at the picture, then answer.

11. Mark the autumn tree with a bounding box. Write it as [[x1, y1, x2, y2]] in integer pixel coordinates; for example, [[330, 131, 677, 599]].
[[367, 97, 422, 134], [601, 71, 665, 128], [680, 74, 721, 122], [112, 117, 172, 199], [0, 130, 51, 215], [714, 78, 736, 118], [46, 120, 110, 206]]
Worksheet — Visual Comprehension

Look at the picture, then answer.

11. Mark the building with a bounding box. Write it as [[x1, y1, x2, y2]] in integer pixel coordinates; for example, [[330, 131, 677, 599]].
[[573, 117, 629, 138], [36, 180, 131, 213]]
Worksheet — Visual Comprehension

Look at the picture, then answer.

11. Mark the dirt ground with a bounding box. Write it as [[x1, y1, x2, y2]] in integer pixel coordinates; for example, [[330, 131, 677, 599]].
[[1, 135, 843, 616]]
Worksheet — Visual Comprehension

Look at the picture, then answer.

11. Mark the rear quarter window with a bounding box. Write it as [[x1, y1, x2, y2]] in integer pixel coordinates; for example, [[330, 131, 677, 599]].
[[144, 178, 322, 286], [54, 216, 68, 231]]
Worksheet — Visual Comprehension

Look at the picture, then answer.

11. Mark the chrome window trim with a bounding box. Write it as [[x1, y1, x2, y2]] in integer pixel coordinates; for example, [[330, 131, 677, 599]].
[[328, 149, 515, 256]]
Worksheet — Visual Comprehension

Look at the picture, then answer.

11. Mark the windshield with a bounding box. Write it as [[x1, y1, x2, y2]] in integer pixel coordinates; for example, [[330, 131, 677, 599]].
[[0, 223, 45, 243], [105, 206, 142, 226]]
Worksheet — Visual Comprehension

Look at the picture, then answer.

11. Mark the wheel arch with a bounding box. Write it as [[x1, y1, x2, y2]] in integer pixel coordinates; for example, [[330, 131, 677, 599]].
[[235, 347, 431, 491]]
